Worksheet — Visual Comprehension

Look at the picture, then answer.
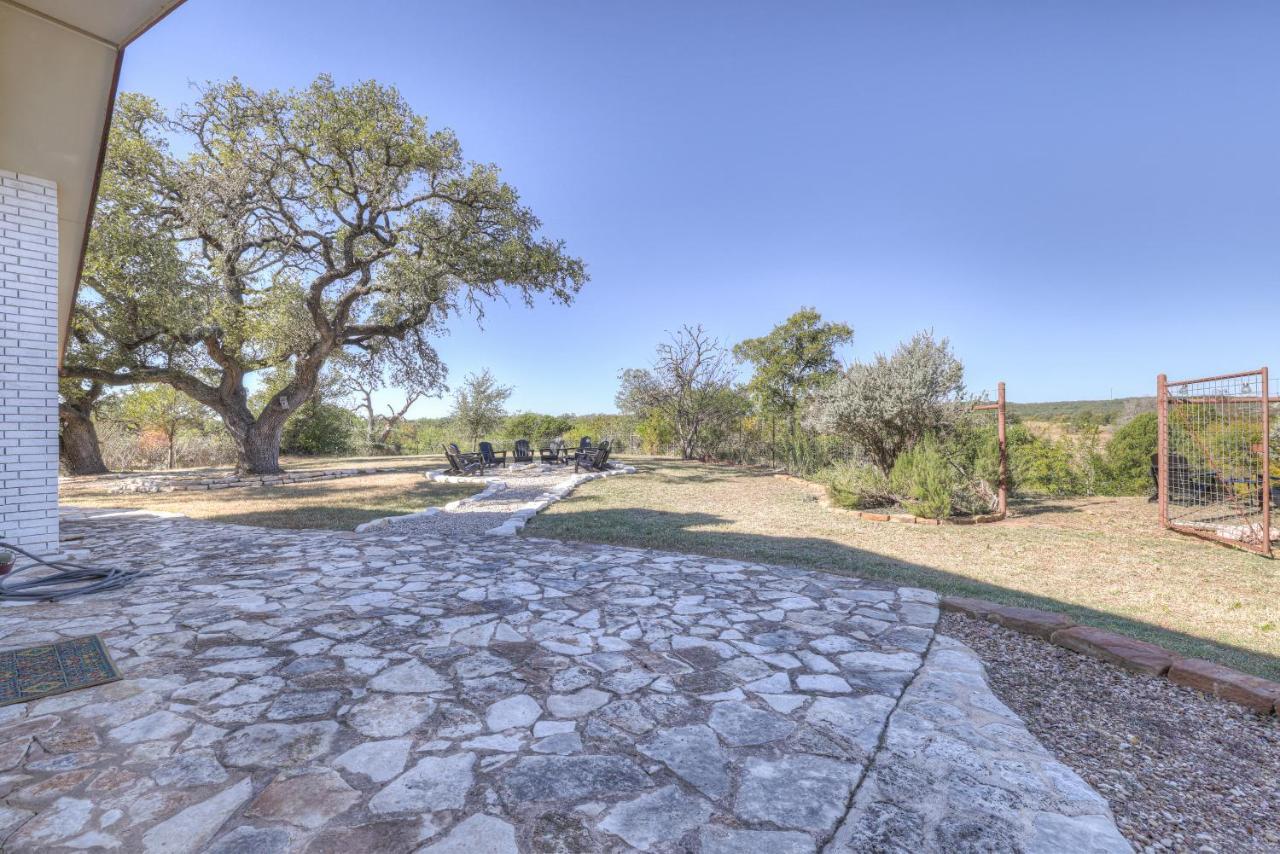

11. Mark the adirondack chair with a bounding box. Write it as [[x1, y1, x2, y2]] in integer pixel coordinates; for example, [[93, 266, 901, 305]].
[[575, 439, 612, 473], [540, 437, 566, 464], [479, 441, 507, 468], [444, 443, 485, 476], [513, 439, 534, 463]]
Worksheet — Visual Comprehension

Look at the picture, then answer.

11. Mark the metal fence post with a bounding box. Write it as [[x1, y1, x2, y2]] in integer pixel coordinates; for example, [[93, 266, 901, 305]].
[[997, 381, 1008, 517], [1262, 366, 1272, 558], [1157, 373, 1168, 529]]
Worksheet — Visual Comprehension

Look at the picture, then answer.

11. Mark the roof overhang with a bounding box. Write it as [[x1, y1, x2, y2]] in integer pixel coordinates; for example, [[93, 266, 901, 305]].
[[0, 0, 186, 364]]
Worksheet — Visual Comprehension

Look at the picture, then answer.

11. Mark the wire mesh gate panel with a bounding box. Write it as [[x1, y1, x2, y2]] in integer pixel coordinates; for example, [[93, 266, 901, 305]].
[[1157, 369, 1274, 556]]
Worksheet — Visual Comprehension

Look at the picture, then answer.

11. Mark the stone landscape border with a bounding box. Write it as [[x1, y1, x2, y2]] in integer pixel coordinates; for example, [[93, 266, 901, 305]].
[[773, 473, 1005, 525], [478, 466, 636, 537], [354, 464, 637, 536], [108, 466, 399, 494], [942, 596, 1280, 715]]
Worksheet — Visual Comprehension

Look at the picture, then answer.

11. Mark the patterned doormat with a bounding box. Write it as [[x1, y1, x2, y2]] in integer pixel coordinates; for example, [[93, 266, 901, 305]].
[[0, 635, 121, 707]]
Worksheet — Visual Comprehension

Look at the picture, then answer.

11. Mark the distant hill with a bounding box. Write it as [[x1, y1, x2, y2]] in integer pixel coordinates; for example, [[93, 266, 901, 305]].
[[1007, 397, 1155, 425]]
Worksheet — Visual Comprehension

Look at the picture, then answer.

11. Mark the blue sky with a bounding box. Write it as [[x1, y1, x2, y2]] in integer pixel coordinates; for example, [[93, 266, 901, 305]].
[[121, 0, 1280, 416]]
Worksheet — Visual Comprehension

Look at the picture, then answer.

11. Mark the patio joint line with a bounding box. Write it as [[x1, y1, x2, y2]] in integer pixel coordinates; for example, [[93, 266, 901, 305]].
[[819, 610, 942, 854]]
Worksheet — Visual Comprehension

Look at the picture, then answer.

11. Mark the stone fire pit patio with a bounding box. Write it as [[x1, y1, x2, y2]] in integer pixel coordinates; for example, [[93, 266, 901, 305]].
[[0, 510, 1130, 852]]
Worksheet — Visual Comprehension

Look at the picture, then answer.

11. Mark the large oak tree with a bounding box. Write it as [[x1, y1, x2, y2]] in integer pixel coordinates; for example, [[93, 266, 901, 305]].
[[64, 76, 585, 473]]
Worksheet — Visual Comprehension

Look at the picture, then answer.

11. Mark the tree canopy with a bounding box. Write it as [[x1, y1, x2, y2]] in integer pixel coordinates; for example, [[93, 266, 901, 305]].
[[450, 369, 512, 446], [64, 76, 586, 473], [807, 331, 966, 473], [733, 307, 852, 425], [617, 325, 737, 460]]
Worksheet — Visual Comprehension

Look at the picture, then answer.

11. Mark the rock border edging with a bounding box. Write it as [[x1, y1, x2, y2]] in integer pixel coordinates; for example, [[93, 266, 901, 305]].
[[354, 464, 637, 535], [772, 473, 1004, 525], [942, 596, 1280, 715], [480, 466, 637, 537], [108, 466, 400, 494]]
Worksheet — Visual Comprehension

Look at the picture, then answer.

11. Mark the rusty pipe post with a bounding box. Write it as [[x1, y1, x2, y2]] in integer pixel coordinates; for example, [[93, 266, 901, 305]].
[[1261, 366, 1272, 557], [1157, 373, 1169, 529], [997, 381, 1008, 517]]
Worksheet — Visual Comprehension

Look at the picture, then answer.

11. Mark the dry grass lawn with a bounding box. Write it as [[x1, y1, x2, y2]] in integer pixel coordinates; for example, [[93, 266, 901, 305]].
[[528, 458, 1280, 680], [61, 470, 476, 531]]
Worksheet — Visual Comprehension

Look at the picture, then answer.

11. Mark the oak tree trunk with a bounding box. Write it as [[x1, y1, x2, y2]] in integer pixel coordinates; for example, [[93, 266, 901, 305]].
[[231, 416, 288, 475], [59, 404, 109, 475]]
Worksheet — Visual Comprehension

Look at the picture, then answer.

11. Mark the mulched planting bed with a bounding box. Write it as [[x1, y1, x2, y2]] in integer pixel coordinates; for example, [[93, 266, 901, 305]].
[[941, 613, 1280, 853]]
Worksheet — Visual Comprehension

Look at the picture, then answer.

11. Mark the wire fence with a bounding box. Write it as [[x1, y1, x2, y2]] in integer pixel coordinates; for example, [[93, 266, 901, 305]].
[[1158, 369, 1274, 556]]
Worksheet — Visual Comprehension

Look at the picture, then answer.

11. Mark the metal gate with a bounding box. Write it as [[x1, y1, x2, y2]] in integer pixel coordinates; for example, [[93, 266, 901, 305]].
[[1157, 369, 1274, 556]]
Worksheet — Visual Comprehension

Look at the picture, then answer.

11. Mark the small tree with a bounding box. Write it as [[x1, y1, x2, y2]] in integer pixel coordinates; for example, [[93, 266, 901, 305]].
[[617, 325, 736, 460], [115, 385, 213, 469], [335, 331, 446, 452], [451, 370, 512, 446], [807, 331, 966, 474], [734, 308, 853, 464]]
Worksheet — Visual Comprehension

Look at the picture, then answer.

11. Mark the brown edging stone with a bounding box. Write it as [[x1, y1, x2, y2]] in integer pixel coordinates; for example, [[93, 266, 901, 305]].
[[1167, 658, 1280, 715], [941, 595, 1280, 715], [986, 605, 1076, 641], [771, 473, 1000, 525], [1049, 625, 1179, 677]]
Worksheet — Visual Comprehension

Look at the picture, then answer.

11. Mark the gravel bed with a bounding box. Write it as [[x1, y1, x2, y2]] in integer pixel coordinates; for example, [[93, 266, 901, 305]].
[[940, 613, 1280, 853], [381, 469, 577, 537]]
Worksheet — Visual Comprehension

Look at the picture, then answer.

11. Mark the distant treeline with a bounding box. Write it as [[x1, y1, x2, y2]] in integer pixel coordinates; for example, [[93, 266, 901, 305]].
[[1008, 396, 1156, 425]]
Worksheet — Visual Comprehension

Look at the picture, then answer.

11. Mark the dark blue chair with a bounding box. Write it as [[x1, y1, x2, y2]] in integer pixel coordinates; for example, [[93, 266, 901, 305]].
[[479, 441, 507, 467]]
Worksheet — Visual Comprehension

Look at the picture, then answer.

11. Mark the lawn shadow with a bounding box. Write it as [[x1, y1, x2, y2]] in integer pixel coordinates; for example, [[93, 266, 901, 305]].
[[528, 506, 1280, 681]]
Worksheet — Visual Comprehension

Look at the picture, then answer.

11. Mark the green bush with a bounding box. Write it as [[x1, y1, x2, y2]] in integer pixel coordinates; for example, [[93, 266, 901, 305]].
[[1007, 425, 1083, 496], [821, 460, 893, 510], [504, 413, 575, 446], [281, 401, 359, 456], [889, 436, 956, 519], [1097, 413, 1157, 495]]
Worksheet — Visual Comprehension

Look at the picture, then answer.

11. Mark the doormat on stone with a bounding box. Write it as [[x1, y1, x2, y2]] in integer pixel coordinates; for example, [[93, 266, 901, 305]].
[[0, 635, 120, 707]]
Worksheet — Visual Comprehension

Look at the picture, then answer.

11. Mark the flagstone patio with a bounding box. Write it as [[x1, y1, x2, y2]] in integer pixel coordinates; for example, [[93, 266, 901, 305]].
[[0, 509, 1130, 853]]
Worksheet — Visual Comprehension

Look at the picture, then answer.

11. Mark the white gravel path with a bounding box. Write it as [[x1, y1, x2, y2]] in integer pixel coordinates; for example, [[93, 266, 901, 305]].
[[372, 465, 631, 538]]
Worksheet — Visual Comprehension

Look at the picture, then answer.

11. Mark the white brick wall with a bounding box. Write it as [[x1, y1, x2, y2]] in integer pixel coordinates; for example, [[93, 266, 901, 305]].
[[0, 170, 59, 554]]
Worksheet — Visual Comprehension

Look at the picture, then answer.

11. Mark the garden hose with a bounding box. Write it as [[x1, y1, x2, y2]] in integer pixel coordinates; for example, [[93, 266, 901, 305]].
[[0, 540, 138, 602]]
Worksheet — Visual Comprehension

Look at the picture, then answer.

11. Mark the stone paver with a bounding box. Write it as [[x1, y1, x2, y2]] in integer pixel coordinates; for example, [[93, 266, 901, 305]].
[[0, 508, 1129, 852], [828, 635, 1131, 852]]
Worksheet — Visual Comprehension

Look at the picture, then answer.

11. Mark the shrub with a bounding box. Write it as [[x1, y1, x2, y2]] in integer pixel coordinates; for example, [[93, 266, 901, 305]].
[[1097, 413, 1157, 495], [889, 436, 956, 519], [281, 401, 359, 456], [822, 460, 894, 510], [1007, 424, 1083, 496], [806, 331, 966, 473]]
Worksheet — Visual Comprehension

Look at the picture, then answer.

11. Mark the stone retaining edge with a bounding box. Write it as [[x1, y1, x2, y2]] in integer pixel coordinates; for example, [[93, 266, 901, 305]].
[[109, 466, 401, 494], [354, 475, 512, 532], [354, 465, 638, 536], [482, 466, 638, 537], [941, 595, 1280, 715], [771, 473, 1004, 525]]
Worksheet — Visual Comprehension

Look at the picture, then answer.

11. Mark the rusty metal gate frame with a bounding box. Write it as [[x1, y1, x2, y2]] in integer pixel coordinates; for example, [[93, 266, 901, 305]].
[[1157, 368, 1273, 557]]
